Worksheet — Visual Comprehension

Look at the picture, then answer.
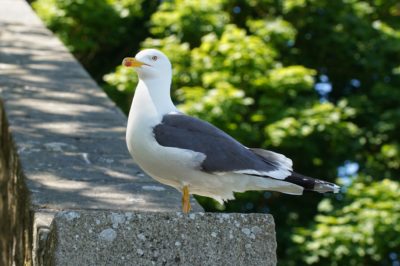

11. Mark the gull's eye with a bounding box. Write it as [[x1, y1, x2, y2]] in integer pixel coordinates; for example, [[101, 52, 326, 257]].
[[151, 56, 158, 61]]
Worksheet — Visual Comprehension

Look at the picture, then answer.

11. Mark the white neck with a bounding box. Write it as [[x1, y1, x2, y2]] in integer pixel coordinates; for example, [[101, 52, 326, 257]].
[[128, 77, 176, 123]]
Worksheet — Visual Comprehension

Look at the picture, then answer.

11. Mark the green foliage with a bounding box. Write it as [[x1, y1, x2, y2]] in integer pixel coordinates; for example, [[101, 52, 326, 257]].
[[289, 178, 400, 266], [33, 0, 158, 80], [150, 0, 229, 47], [265, 101, 359, 177], [247, 18, 297, 50], [33, 0, 121, 58]]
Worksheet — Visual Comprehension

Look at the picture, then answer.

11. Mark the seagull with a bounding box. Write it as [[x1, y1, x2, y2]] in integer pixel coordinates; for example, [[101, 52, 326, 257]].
[[123, 49, 340, 213]]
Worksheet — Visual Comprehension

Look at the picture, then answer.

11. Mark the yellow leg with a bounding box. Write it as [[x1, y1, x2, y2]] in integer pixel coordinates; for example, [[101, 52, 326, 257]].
[[182, 185, 191, 213]]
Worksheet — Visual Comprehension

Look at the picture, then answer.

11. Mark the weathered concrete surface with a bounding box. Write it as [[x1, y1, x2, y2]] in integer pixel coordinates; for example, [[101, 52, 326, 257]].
[[0, 101, 32, 266], [44, 211, 277, 266], [0, 0, 201, 265]]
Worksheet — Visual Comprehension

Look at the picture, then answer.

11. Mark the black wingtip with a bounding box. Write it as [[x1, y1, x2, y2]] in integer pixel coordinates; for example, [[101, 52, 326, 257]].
[[285, 172, 340, 193]]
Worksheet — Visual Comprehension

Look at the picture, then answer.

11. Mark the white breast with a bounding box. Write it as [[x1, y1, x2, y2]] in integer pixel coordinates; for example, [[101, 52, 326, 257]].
[[126, 114, 206, 189], [126, 81, 205, 190]]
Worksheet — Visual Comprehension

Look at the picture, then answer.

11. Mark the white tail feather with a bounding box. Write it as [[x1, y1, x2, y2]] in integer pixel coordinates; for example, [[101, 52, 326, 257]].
[[249, 176, 304, 195]]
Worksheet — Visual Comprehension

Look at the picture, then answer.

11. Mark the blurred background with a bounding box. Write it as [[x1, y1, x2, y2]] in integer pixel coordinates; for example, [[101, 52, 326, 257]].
[[29, 0, 400, 265]]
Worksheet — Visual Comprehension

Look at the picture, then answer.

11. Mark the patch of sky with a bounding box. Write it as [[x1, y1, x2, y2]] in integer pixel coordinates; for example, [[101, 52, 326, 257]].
[[350, 79, 361, 88], [338, 160, 359, 178], [343, 78, 361, 94], [286, 40, 295, 47], [320, 74, 329, 82], [337, 160, 359, 192], [389, 252, 400, 266], [390, 252, 398, 261], [233, 6, 241, 14], [315, 74, 332, 102]]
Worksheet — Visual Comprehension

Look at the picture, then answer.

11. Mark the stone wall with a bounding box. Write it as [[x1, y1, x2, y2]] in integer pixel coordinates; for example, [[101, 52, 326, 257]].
[[0, 101, 32, 266]]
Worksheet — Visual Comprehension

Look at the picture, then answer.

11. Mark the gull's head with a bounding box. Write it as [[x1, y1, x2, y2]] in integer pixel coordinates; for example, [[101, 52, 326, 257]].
[[122, 49, 172, 81]]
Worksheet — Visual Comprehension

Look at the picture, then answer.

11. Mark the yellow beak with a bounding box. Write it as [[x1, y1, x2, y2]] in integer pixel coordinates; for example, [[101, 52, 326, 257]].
[[122, 57, 146, 67]]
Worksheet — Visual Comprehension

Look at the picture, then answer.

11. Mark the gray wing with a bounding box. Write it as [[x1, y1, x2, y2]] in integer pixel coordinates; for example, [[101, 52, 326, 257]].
[[153, 113, 291, 179]]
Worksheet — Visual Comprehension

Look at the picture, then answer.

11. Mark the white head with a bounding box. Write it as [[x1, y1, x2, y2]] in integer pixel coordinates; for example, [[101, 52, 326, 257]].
[[122, 49, 172, 81]]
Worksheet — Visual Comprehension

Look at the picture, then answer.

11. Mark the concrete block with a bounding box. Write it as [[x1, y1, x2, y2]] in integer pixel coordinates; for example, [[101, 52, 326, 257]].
[[44, 211, 277, 266]]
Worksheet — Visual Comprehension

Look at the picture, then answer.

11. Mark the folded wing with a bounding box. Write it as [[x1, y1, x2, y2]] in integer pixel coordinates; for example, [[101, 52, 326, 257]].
[[153, 113, 292, 180]]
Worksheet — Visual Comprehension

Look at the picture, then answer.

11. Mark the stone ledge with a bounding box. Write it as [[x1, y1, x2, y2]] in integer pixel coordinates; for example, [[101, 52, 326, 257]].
[[44, 211, 277, 266]]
